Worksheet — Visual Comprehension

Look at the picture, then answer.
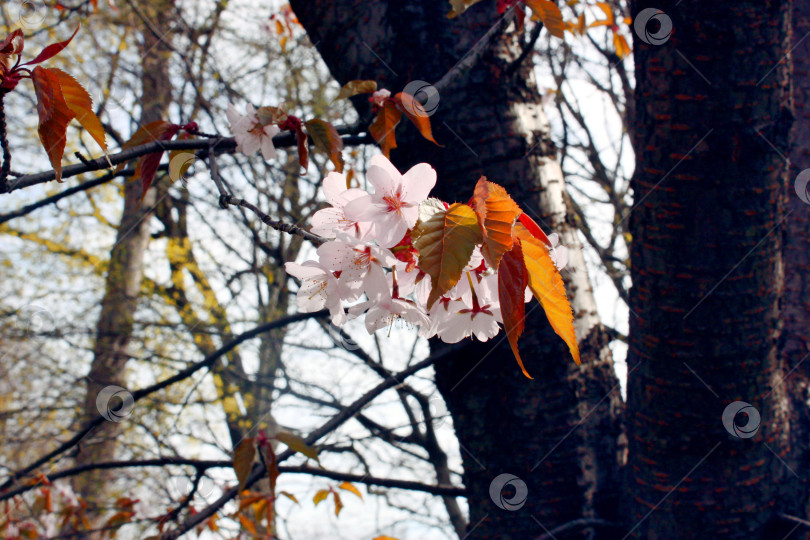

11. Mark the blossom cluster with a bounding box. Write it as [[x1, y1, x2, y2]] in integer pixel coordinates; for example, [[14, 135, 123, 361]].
[[284, 155, 568, 344]]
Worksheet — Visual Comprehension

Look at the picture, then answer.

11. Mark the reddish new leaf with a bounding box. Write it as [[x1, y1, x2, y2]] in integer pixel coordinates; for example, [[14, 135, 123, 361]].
[[295, 123, 309, 172], [304, 118, 343, 172], [498, 240, 532, 378], [0, 29, 24, 55], [393, 92, 440, 146], [22, 26, 79, 66], [233, 438, 256, 492], [517, 211, 551, 247], [369, 100, 401, 158], [471, 177, 521, 269], [31, 66, 75, 182], [117, 120, 181, 197], [515, 224, 580, 365]]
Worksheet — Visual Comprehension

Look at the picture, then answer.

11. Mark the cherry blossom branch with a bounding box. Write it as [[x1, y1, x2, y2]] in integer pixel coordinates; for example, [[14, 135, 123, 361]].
[[0, 310, 327, 493], [217, 194, 325, 245], [2, 127, 370, 194], [162, 342, 468, 539]]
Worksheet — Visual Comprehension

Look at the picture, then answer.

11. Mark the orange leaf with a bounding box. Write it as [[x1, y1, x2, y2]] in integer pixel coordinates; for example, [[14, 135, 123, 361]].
[[338, 482, 363, 500], [524, 0, 565, 38], [470, 177, 521, 270], [515, 224, 580, 364], [498, 240, 532, 378], [312, 489, 330, 506], [613, 32, 631, 59], [233, 438, 256, 492], [237, 514, 258, 535], [369, 101, 401, 158], [393, 92, 441, 146], [333, 491, 343, 516], [412, 201, 483, 310], [49, 68, 106, 153], [31, 66, 75, 182], [588, 1, 615, 28], [517, 212, 551, 247]]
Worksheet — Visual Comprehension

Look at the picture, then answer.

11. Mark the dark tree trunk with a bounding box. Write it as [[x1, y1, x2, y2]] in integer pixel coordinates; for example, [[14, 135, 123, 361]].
[[783, 0, 810, 528], [625, 1, 798, 538], [289, 2, 623, 537]]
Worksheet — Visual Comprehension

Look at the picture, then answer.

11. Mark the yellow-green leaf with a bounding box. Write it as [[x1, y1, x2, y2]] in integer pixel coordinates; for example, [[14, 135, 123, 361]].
[[336, 79, 377, 100], [412, 202, 483, 310], [233, 438, 256, 492], [515, 224, 580, 365], [338, 482, 363, 500], [275, 431, 319, 462], [446, 0, 485, 18]]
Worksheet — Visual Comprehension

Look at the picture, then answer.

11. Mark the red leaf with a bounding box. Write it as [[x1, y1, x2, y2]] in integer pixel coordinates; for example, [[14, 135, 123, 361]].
[[117, 120, 181, 197], [295, 124, 309, 172], [31, 66, 75, 181], [517, 212, 551, 247], [0, 30, 25, 55], [22, 27, 79, 66], [498, 240, 532, 378]]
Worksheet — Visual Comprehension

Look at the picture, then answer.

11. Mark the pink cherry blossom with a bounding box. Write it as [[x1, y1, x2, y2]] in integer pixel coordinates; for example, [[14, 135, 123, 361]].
[[349, 268, 430, 334], [343, 155, 437, 248], [435, 296, 502, 343], [226, 103, 280, 161], [284, 260, 348, 326], [310, 172, 371, 239], [547, 233, 569, 270], [370, 89, 391, 107], [317, 239, 397, 299]]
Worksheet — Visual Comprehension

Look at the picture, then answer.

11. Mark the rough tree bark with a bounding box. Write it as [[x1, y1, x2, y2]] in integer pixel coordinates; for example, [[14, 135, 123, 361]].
[[783, 0, 810, 528], [625, 1, 800, 538], [289, 2, 623, 537], [72, 0, 173, 523]]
